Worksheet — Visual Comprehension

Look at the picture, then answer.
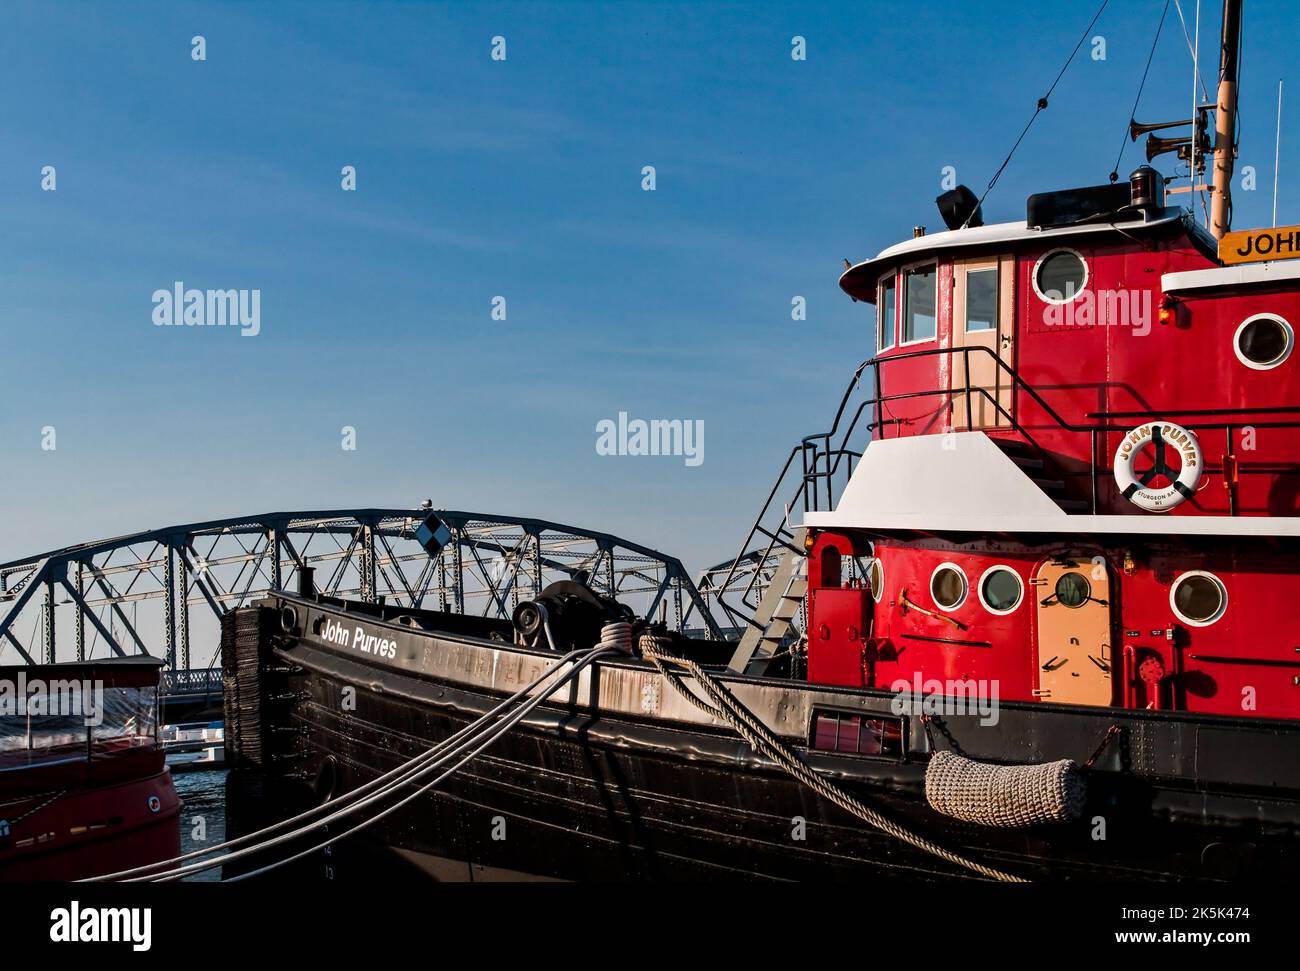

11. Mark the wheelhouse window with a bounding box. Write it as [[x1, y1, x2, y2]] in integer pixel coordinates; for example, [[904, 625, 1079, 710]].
[[0, 684, 158, 770], [1033, 248, 1088, 303], [878, 276, 896, 351], [964, 267, 998, 331], [903, 265, 937, 343]]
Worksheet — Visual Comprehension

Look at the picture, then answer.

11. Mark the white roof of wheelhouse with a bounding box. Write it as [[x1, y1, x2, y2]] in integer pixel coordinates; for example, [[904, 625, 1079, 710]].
[[838, 208, 1196, 302], [802, 432, 1300, 537]]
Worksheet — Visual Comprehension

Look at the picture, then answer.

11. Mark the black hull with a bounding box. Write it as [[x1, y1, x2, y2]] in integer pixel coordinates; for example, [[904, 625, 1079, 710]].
[[223, 596, 1300, 883]]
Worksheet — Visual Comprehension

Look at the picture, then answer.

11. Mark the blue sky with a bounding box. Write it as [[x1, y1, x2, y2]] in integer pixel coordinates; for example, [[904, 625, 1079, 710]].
[[2, 0, 1297, 572]]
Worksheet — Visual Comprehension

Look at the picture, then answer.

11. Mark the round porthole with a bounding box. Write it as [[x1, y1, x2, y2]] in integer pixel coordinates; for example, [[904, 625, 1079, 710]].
[[1233, 314, 1293, 370], [1170, 571, 1228, 626], [978, 566, 1024, 615], [1054, 572, 1091, 608], [867, 558, 884, 603], [1033, 248, 1089, 304], [930, 563, 968, 610]]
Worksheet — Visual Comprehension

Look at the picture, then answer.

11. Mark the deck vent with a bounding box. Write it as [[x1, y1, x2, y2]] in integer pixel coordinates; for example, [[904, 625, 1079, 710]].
[[1026, 182, 1133, 229]]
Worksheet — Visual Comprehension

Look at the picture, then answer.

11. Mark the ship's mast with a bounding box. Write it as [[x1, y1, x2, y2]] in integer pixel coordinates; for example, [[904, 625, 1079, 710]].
[[1210, 0, 1243, 238]]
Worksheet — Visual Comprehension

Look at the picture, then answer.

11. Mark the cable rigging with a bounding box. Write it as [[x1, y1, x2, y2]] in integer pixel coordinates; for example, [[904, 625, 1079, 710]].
[[1110, 0, 1172, 183], [964, 0, 1112, 226]]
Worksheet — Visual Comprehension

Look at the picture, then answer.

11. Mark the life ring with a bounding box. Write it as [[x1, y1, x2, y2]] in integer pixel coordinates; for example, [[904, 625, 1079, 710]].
[[1113, 421, 1202, 512]]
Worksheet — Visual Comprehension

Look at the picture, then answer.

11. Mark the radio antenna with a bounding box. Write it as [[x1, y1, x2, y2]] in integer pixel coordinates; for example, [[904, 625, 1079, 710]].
[[1190, 0, 1200, 219], [1274, 79, 1284, 227]]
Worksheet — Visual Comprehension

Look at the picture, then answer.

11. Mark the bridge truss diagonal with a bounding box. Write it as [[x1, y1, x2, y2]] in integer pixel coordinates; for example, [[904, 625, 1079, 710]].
[[0, 509, 721, 672]]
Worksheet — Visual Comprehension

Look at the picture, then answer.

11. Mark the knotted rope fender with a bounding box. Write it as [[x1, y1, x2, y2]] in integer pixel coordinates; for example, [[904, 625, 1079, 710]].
[[638, 634, 1028, 883], [924, 751, 1086, 828]]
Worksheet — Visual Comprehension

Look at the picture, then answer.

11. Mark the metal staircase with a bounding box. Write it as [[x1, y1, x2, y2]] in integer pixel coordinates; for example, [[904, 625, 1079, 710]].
[[725, 529, 807, 675], [690, 363, 875, 676], [683, 343, 1297, 670], [989, 438, 1090, 513], [685, 345, 1132, 674]]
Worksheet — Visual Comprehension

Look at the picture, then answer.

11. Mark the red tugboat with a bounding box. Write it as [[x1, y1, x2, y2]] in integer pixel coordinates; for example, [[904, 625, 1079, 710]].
[[218, 0, 1300, 883], [0, 659, 181, 881], [816, 0, 1294, 723]]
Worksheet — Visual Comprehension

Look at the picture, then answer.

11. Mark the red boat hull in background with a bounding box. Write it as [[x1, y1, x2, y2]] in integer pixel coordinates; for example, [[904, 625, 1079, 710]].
[[0, 765, 180, 881], [1, 659, 181, 881]]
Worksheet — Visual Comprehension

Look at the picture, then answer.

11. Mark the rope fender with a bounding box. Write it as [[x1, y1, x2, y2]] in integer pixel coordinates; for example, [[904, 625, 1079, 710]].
[[639, 634, 1029, 883], [925, 751, 1086, 829]]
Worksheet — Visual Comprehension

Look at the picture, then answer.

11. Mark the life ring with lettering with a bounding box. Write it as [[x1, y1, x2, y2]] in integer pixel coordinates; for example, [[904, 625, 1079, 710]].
[[1113, 421, 1202, 512]]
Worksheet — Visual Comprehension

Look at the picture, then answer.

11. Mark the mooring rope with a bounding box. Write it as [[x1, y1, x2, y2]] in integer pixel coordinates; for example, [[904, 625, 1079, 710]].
[[639, 635, 1028, 883], [82, 646, 608, 882], [218, 645, 619, 883], [89, 629, 1026, 882]]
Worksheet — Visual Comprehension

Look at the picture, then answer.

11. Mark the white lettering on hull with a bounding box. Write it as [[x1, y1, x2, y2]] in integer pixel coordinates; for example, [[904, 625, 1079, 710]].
[[319, 616, 397, 659]]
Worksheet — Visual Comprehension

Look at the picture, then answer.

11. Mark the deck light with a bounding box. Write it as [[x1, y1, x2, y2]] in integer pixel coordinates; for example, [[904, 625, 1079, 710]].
[[1129, 165, 1166, 211], [935, 184, 983, 231]]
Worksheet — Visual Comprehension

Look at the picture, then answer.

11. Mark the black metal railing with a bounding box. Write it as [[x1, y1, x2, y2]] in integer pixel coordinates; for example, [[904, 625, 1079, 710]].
[[160, 667, 223, 696], [712, 345, 1300, 631]]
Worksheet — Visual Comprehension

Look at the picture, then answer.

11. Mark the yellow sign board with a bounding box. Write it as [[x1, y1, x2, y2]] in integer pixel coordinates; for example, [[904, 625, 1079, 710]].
[[1219, 224, 1300, 265]]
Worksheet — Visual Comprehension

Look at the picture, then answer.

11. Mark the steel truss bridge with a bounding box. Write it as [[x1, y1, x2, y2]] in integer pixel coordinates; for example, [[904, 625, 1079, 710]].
[[0, 509, 722, 672]]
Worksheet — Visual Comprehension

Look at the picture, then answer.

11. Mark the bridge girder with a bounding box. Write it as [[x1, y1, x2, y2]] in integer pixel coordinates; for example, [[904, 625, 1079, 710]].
[[0, 509, 720, 668]]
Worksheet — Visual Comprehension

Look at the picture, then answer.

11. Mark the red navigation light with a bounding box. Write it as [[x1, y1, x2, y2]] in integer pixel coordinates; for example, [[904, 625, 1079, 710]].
[[1158, 295, 1178, 325], [1129, 165, 1165, 210]]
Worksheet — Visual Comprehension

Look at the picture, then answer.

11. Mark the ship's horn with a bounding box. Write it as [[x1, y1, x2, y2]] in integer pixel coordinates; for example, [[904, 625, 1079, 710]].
[[1145, 133, 1192, 162], [1129, 117, 1194, 141]]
